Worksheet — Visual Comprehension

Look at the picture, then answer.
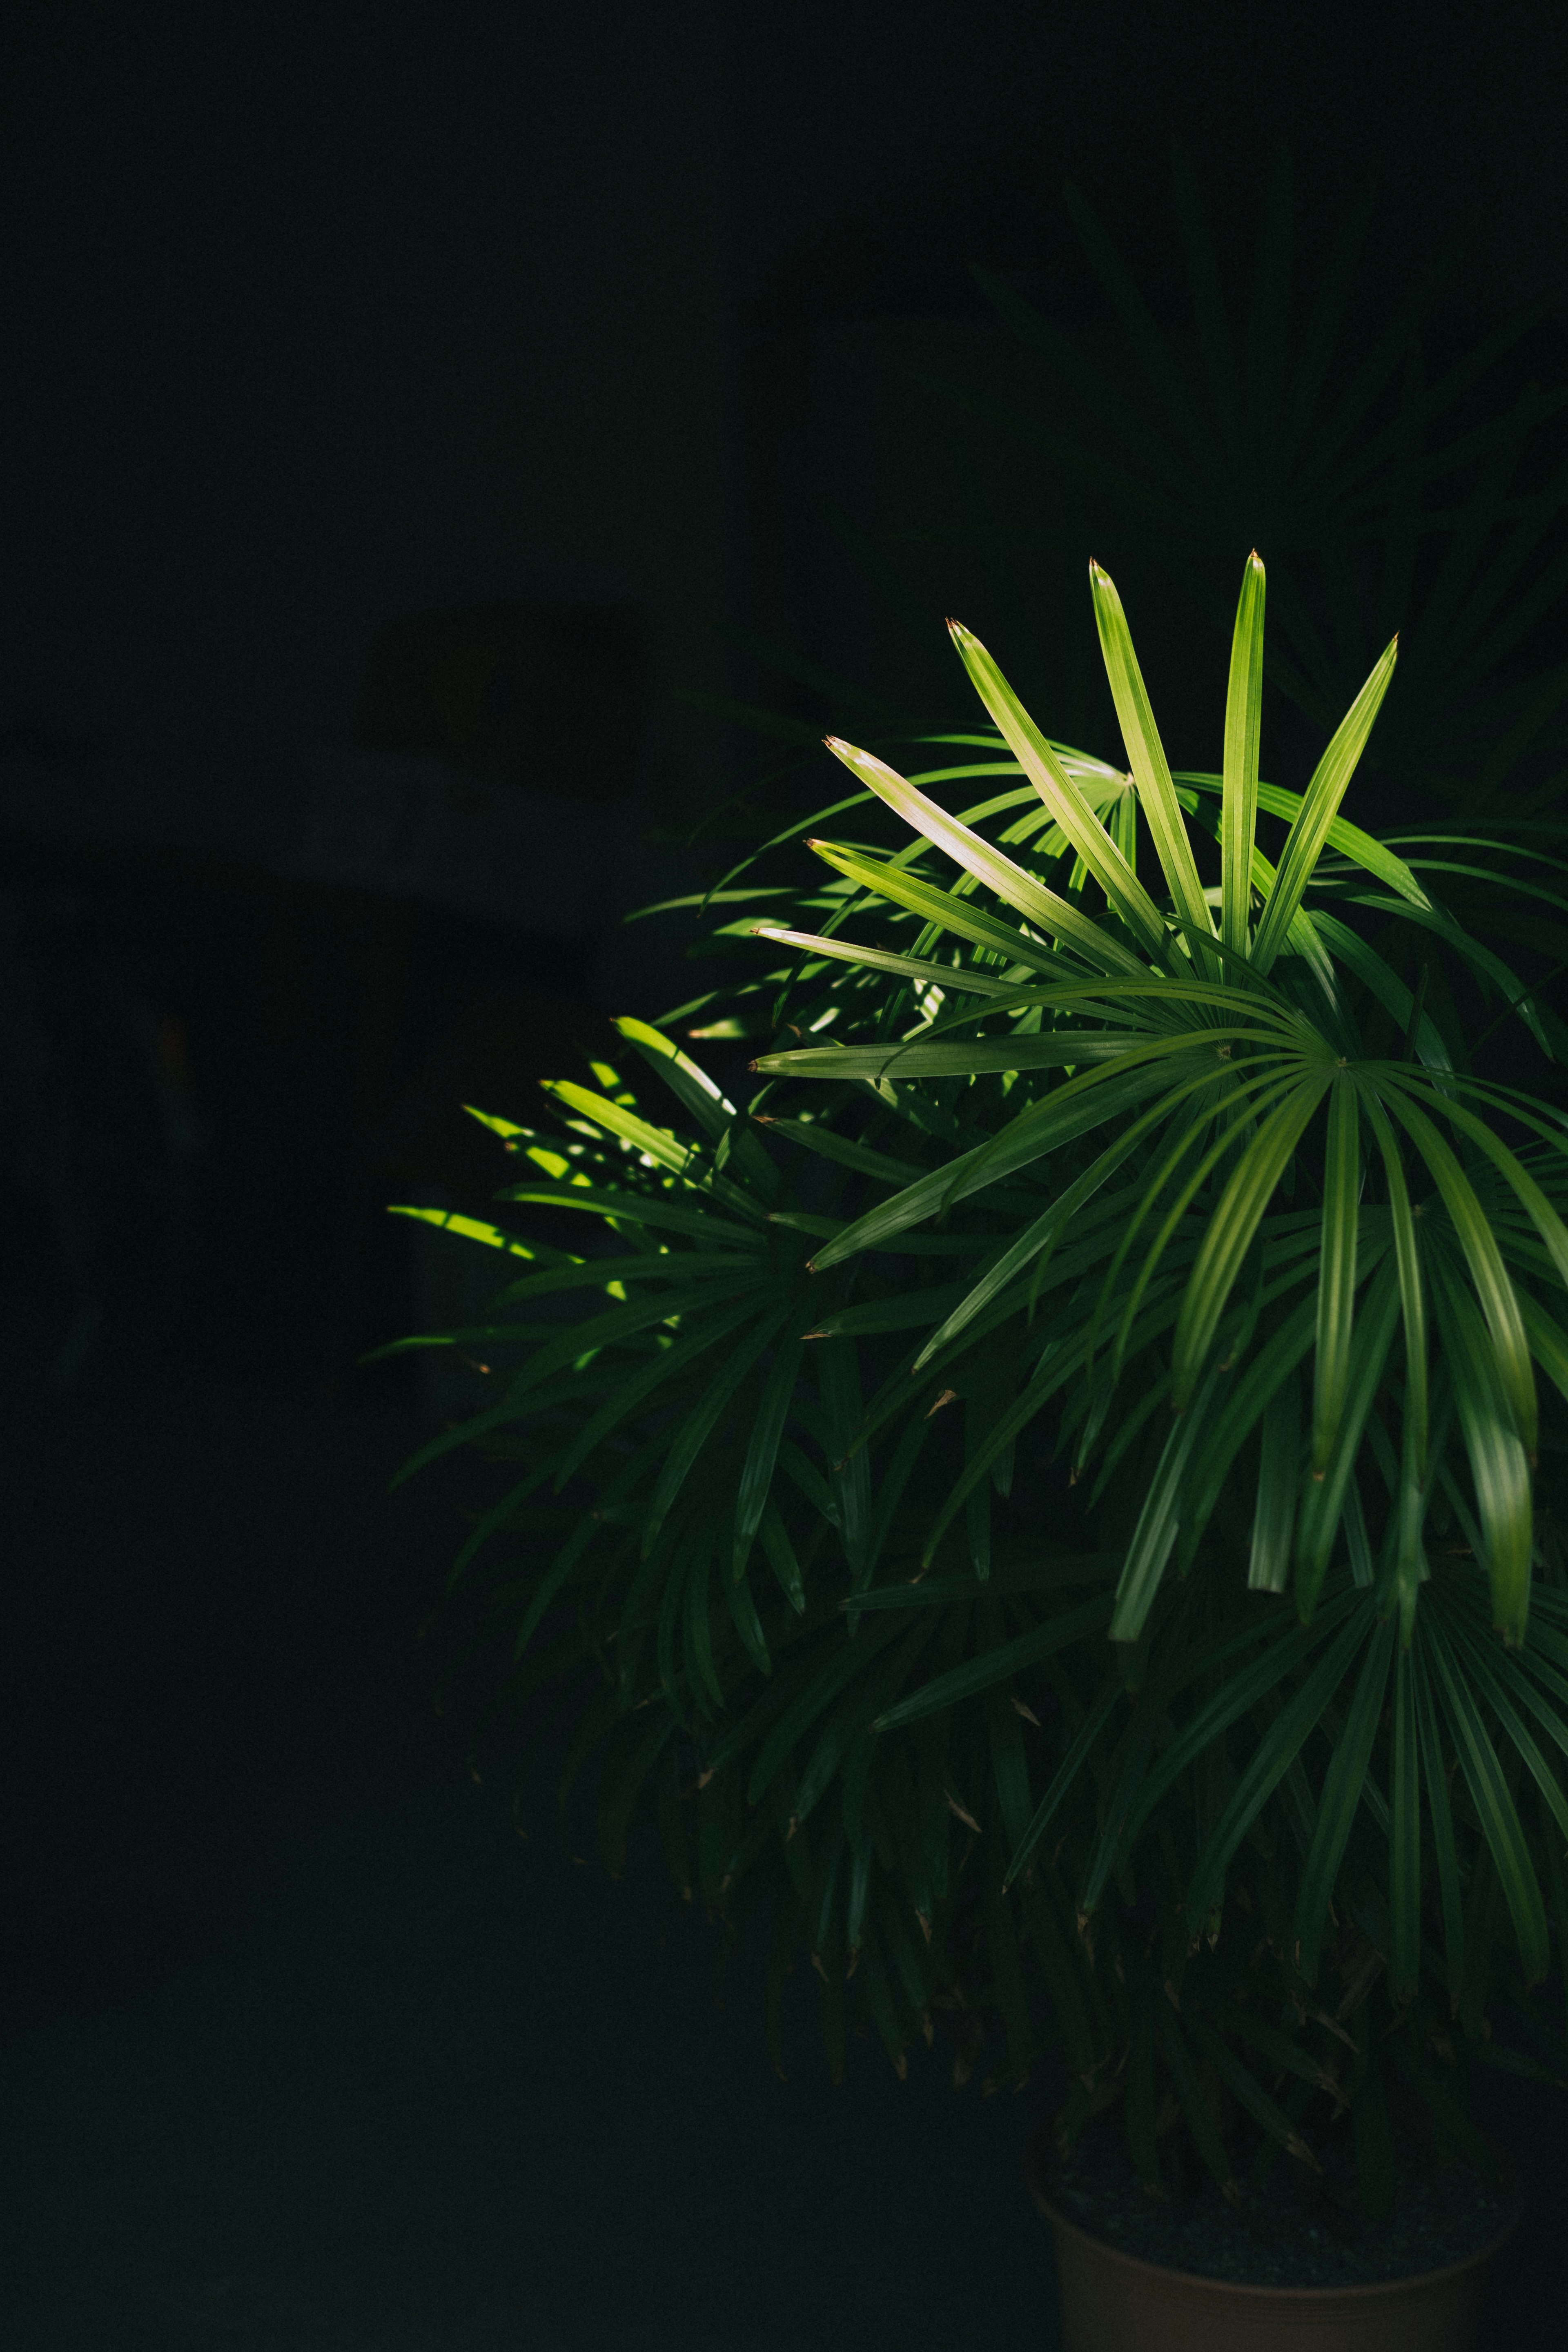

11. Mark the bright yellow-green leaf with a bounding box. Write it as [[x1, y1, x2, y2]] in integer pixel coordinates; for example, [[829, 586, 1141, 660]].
[[1250, 636, 1399, 977], [945, 619, 1169, 959], [386, 1204, 539, 1258], [804, 838, 1061, 973], [1221, 553, 1266, 953], [543, 1081, 764, 1222], [1089, 561, 1221, 979], [752, 923, 1035, 998], [824, 737, 1146, 978]]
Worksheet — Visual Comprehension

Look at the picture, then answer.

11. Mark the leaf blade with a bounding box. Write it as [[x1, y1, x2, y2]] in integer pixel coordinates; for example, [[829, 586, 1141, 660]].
[[1313, 1075, 1361, 1470], [1089, 562, 1219, 977], [1250, 637, 1400, 978], [1221, 552, 1267, 954], [824, 737, 1146, 978], [947, 619, 1169, 958], [1172, 1067, 1333, 1408]]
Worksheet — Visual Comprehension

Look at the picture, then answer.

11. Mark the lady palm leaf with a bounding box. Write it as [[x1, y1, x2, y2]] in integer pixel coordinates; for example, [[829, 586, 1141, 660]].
[[1294, 1613, 1395, 1984], [1089, 560, 1221, 980], [822, 737, 1145, 979], [1361, 1092, 1432, 1625], [1295, 1258, 1402, 1620], [800, 1051, 1200, 1269], [1249, 1372, 1303, 1593], [1185, 1598, 1379, 1927], [752, 922, 1033, 998], [1221, 552, 1266, 953], [1425, 1605, 1550, 1981], [1375, 1081, 1537, 1463], [1249, 636, 1400, 976], [945, 618, 1169, 960], [1313, 1075, 1362, 1470], [1176, 771, 1430, 907], [791, 841, 1065, 973], [1426, 1256, 1534, 1643], [1168, 1067, 1334, 1410], [1109, 1368, 1223, 1642], [642, 1305, 792, 1562]]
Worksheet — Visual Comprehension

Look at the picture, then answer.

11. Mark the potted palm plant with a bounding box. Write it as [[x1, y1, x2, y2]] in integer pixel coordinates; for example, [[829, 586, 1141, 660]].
[[378, 554, 1568, 2350]]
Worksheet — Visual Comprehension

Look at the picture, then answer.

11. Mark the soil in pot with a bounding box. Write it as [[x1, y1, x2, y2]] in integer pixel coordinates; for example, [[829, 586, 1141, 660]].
[[1038, 2106, 1518, 2290]]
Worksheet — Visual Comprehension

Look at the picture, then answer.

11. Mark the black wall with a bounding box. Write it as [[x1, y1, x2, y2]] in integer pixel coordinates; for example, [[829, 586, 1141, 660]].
[[4, 0, 1568, 2052]]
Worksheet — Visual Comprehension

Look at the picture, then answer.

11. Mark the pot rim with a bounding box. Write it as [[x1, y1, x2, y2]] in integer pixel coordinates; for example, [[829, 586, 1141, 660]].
[[1024, 2123, 1521, 2304]]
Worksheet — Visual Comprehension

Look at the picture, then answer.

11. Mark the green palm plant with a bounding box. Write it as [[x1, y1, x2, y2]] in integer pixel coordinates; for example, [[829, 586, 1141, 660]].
[[381, 554, 1568, 2223]]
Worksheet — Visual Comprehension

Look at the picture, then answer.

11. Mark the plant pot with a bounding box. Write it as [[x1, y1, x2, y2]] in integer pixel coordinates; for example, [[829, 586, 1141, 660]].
[[1024, 2125, 1519, 2352]]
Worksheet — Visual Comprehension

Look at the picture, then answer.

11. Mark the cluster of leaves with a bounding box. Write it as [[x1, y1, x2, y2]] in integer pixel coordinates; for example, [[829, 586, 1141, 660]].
[[380, 556, 1568, 2220]]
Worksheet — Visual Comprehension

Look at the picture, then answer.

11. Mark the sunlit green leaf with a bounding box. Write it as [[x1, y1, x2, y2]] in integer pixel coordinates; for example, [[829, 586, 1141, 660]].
[[947, 618, 1169, 959], [543, 1081, 766, 1221], [1090, 562, 1221, 979], [751, 923, 1035, 999], [1250, 637, 1400, 976], [1221, 552, 1266, 953], [824, 737, 1146, 978], [800, 838, 1062, 973]]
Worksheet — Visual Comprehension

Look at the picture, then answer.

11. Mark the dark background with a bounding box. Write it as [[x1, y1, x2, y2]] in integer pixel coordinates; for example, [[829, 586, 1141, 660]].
[[2, 5, 1567, 2345]]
